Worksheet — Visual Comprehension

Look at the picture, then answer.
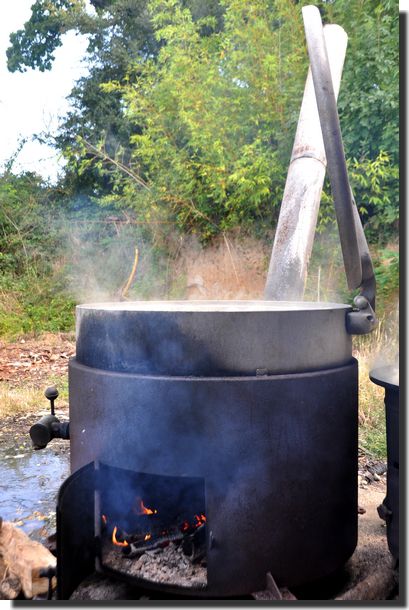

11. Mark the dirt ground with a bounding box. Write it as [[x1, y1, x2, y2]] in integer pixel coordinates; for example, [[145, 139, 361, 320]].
[[0, 334, 398, 600], [0, 332, 75, 389], [0, 333, 73, 453], [0, 334, 73, 451]]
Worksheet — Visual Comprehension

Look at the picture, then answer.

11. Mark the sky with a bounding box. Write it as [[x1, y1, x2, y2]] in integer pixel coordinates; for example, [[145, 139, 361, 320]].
[[0, 1, 89, 182]]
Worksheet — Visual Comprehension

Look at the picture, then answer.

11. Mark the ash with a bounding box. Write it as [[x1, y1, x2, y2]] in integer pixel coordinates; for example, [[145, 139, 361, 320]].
[[104, 542, 207, 589]]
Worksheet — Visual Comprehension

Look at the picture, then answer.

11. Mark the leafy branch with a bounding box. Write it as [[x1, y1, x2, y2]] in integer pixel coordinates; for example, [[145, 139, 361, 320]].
[[81, 138, 151, 191]]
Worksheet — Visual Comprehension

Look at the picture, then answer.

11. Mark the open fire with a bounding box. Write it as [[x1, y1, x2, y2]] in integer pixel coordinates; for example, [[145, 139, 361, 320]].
[[101, 508, 207, 588], [104, 504, 206, 558], [92, 469, 208, 591]]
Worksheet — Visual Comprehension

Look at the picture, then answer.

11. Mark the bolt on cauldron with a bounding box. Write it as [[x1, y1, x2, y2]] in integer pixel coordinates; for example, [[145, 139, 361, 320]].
[[54, 299, 362, 599]]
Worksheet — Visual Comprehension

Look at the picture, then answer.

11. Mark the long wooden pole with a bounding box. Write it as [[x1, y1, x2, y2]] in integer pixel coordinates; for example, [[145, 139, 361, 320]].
[[264, 24, 348, 301]]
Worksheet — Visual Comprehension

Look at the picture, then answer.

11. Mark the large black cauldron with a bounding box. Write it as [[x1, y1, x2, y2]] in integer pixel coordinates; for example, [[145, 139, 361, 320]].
[[58, 300, 359, 598]]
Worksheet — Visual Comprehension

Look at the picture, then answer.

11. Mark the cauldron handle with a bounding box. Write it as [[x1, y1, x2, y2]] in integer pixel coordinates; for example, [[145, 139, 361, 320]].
[[302, 5, 376, 333]]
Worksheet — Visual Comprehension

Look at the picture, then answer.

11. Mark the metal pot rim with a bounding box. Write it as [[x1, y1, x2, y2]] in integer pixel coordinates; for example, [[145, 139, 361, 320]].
[[76, 300, 351, 313], [369, 365, 399, 390]]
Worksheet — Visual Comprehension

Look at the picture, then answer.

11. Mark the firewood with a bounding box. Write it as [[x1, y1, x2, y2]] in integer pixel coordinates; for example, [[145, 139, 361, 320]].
[[0, 553, 20, 600], [123, 532, 184, 558], [0, 519, 56, 599], [0, 573, 21, 600], [336, 564, 398, 600]]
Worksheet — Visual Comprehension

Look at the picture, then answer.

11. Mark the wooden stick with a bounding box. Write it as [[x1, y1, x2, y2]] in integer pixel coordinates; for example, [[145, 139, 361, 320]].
[[120, 247, 139, 300], [336, 564, 398, 601], [123, 533, 184, 558]]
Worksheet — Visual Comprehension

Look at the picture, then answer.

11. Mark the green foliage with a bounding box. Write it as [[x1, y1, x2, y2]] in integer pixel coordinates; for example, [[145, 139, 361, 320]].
[[0, 275, 76, 338], [7, 0, 225, 199], [316, 0, 399, 249], [0, 171, 58, 275], [359, 416, 386, 458], [86, 0, 306, 239], [348, 152, 399, 242], [69, 0, 398, 242], [0, 170, 75, 337], [373, 247, 399, 311], [3, 0, 399, 328], [7, 0, 398, 243], [323, 0, 399, 164]]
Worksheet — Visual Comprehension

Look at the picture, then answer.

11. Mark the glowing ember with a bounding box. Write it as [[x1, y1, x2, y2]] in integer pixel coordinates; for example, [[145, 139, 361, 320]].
[[112, 526, 129, 547], [101, 514, 107, 525], [144, 533, 152, 541]]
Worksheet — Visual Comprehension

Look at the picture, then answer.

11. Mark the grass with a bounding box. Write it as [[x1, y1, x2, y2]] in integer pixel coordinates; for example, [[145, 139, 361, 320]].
[[357, 363, 386, 457], [0, 383, 47, 418], [354, 310, 398, 458], [0, 377, 69, 419]]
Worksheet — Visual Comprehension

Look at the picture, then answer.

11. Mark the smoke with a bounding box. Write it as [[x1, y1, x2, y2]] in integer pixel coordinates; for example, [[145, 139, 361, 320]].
[[49, 199, 367, 307], [304, 223, 348, 304], [52, 208, 176, 304], [55, 211, 278, 305]]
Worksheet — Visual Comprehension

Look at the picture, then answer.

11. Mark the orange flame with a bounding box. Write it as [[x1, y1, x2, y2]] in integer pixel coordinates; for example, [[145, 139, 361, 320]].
[[138, 499, 158, 515], [194, 514, 207, 527], [144, 533, 152, 541], [112, 526, 129, 547]]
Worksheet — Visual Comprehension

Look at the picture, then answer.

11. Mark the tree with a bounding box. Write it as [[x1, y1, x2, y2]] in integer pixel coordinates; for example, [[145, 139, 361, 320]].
[[7, 0, 224, 197], [321, 0, 399, 241], [72, 0, 308, 239], [7, 0, 399, 242]]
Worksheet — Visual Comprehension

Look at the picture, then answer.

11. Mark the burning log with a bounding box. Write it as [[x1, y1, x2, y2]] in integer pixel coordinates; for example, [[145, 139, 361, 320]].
[[111, 510, 206, 562], [105, 506, 207, 559], [121, 521, 207, 563], [0, 518, 56, 599], [182, 523, 206, 563], [123, 532, 185, 558]]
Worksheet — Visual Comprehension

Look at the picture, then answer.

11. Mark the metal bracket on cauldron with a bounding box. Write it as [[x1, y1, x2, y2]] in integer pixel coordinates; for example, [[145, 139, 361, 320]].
[[29, 386, 70, 450], [345, 208, 376, 335], [346, 294, 376, 336]]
